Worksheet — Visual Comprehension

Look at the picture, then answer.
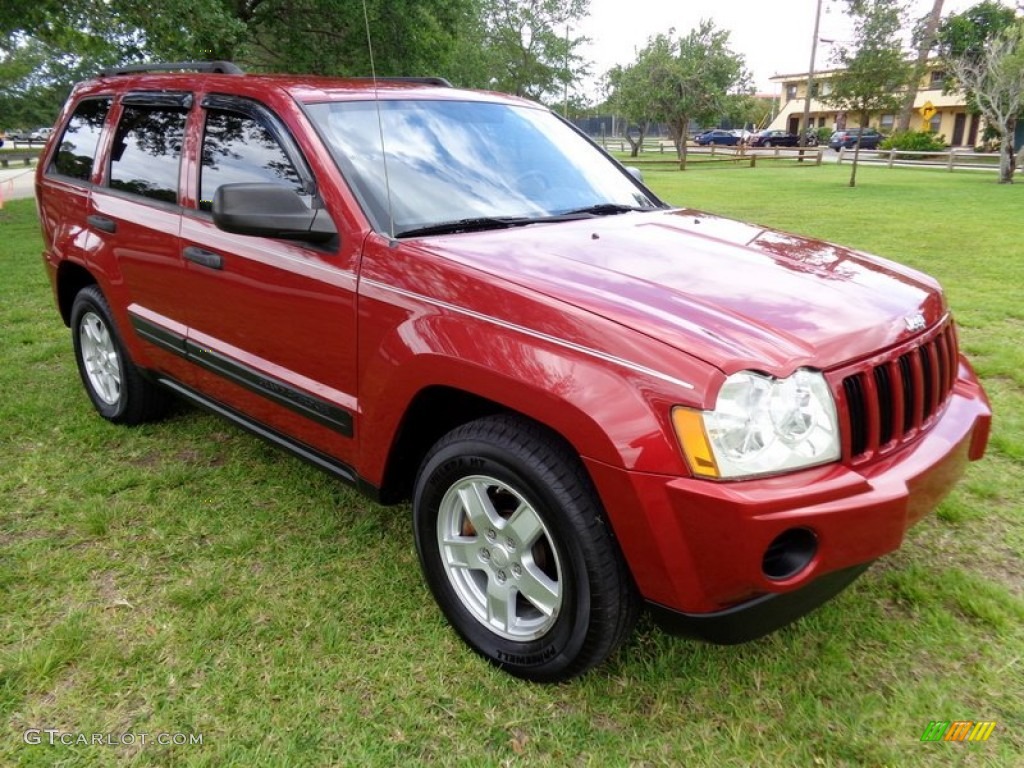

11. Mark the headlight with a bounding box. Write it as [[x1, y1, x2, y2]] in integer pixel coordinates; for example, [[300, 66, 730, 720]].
[[673, 369, 840, 479]]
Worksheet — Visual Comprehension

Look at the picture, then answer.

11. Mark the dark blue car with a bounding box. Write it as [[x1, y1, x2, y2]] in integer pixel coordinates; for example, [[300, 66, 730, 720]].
[[695, 129, 741, 146]]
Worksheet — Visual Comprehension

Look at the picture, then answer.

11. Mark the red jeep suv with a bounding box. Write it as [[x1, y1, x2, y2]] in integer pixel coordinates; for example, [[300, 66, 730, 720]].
[[36, 62, 991, 681]]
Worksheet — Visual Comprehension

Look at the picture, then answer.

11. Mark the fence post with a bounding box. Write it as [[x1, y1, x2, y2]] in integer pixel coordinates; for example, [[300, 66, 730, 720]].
[[887, 150, 895, 168], [947, 150, 956, 172]]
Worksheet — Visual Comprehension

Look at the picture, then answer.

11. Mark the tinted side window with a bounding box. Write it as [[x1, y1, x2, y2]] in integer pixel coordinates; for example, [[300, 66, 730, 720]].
[[109, 105, 188, 203], [200, 109, 303, 211], [51, 98, 111, 182]]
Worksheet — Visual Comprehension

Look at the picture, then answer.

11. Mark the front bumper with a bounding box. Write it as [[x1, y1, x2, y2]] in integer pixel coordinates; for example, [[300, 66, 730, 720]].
[[585, 358, 991, 636]]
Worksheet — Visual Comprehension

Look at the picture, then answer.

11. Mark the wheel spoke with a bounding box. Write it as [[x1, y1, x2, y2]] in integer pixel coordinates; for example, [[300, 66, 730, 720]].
[[517, 559, 560, 617], [457, 480, 502, 532], [506, 501, 544, 548], [486, 576, 514, 633], [441, 536, 478, 568]]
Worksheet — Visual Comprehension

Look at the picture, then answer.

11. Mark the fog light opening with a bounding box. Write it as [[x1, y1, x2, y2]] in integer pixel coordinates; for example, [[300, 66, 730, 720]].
[[762, 528, 817, 581]]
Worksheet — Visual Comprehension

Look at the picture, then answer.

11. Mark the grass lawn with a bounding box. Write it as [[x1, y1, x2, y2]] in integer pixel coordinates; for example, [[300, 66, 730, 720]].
[[2, 164, 1022, 766]]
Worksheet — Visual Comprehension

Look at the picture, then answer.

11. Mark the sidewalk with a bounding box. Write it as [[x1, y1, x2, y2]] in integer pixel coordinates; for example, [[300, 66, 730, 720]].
[[1, 164, 37, 203]]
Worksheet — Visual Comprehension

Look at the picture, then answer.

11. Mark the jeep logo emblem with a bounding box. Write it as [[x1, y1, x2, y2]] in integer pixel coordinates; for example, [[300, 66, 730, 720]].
[[905, 313, 926, 332]]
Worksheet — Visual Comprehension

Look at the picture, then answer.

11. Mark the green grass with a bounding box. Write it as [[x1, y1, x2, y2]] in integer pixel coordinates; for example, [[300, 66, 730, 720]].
[[2, 164, 1022, 766]]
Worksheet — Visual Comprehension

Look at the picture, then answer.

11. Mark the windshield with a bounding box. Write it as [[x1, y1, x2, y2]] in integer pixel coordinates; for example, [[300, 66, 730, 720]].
[[305, 99, 660, 237]]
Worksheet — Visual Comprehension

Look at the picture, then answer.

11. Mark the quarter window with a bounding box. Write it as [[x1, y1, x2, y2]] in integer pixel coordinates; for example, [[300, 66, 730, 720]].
[[109, 105, 188, 203], [199, 109, 303, 211], [50, 98, 111, 182]]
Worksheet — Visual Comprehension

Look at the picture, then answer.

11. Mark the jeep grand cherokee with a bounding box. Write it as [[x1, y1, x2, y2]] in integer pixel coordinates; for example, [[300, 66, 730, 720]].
[[36, 62, 991, 681]]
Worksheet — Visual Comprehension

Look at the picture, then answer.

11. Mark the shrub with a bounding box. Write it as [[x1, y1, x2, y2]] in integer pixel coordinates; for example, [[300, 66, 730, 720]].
[[879, 130, 947, 153]]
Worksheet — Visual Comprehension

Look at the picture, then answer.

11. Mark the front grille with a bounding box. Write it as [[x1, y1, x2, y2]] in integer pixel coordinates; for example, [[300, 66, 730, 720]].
[[837, 320, 958, 461]]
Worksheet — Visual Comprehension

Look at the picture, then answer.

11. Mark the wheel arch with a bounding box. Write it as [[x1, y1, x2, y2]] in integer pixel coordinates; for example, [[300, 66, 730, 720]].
[[55, 260, 98, 326]]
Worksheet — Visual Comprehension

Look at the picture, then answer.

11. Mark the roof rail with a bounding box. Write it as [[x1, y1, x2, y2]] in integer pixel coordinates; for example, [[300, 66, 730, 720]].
[[100, 61, 245, 77], [349, 76, 453, 88]]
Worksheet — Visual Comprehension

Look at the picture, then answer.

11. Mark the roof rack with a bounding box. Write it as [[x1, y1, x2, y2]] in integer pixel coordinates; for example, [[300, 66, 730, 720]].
[[100, 61, 245, 77], [349, 76, 453, 88]]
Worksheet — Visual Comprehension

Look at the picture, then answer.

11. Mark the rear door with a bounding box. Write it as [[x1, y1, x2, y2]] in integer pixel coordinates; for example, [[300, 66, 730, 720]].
[[87, 92, 198, 382]]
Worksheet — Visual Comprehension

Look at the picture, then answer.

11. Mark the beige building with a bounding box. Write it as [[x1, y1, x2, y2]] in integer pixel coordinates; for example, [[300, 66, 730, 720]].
[[768, 65, 983, 147]]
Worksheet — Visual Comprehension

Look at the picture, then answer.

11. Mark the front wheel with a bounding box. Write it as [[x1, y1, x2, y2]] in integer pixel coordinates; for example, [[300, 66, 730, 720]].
[[413, 415, 638, 682]]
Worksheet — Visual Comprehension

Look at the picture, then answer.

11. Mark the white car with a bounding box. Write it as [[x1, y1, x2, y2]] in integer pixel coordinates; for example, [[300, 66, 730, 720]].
[[29, 127, 53, 141]]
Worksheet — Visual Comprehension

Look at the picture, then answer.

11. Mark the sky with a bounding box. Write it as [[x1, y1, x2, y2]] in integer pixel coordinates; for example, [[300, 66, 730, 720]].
[[577, 0, 984, 97]]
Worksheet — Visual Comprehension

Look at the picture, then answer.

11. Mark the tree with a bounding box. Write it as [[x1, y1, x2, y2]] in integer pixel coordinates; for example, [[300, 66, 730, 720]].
[[471, 0, 590, 102], [607, 22, 748, 169], [823, 0, 913, 187], [945, 20, 1024, 183], [605, 64, 655, 157], [936, 0, 1017, 59]]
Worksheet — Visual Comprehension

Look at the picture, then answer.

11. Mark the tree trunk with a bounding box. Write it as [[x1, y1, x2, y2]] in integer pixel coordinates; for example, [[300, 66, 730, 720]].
[[897, 0, 944, 132], [999, 117, 1017, 183], [626, 124, 647, 157], [669, 118, 689, 170]]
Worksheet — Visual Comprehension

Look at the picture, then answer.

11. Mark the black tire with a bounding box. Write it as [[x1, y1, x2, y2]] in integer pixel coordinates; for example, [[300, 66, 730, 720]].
[[70, 285, 169, 425], [413, 415, 638, 682], [764, 140, 773, 147]]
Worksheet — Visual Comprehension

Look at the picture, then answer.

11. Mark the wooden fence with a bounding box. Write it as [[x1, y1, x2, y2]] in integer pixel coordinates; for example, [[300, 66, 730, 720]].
[[835, 147, 1012, 172]]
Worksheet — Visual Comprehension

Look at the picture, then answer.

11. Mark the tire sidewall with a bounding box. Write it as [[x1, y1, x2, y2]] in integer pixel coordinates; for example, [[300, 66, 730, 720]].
[[414, 438, 593, 680], [70, 287, 129, 421]]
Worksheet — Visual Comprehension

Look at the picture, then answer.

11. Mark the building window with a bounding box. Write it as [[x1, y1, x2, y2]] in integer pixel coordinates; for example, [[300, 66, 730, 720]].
[[929, 70, 946, 89], [820, 81, 833, 96], [880, 113, 895, 132], [786, 85, 797, 102], [929, 113, 942, 133], [810, 82, 820, 98]]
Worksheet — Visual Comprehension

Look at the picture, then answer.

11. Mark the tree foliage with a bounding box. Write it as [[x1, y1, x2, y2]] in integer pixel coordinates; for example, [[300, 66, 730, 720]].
[[606, 21, 749, 168], [935, 0, 1018, 59], [470, 0, 591, 103], [823, 0, 913, 187], [1, 0, 537, 127]]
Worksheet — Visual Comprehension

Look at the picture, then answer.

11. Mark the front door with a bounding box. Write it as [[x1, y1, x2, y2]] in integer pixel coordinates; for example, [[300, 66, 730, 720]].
[[952, 113, 966, 146], [178, 96, 360, 465]]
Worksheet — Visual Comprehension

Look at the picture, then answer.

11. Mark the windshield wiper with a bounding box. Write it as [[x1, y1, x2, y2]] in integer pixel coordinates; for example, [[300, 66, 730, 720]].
[[395, 204, 651, 238], [557, 203, 650, 217], [396, 216, 534, 238]]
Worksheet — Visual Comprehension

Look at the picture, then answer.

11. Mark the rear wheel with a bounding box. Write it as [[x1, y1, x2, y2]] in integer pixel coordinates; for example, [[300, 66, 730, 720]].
[[70, 285, 169, 424], [413, 415, 638, 682]]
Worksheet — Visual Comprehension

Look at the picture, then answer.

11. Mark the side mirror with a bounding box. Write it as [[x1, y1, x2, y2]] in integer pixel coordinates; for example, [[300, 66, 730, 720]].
[[625, 166, 644, 183], [213, 183, 337, 243]]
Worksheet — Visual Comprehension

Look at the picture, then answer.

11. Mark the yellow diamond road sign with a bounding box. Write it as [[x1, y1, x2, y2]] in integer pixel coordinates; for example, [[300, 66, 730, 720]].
[[920, 101, 937, 120]]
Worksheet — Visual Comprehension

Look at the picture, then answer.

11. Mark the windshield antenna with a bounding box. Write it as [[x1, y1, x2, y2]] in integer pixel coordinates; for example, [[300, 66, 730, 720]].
[[362, 0, 396, 240]]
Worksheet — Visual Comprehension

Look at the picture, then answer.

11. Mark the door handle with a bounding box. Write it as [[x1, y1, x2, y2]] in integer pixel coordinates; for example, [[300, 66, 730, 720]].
[[87, 214, 117, 233], [183, 246, 224, 270]]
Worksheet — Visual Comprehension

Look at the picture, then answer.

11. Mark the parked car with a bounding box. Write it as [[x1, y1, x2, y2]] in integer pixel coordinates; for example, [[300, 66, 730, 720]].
[[694, 129, 740, 146], [829, 127, 884, 150], [748, 129, 801, 147], [36, 62, 991, 682]]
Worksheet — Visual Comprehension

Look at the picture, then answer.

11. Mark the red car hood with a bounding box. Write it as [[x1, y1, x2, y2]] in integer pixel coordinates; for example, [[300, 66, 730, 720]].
[[411, 208, 946, 375]]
